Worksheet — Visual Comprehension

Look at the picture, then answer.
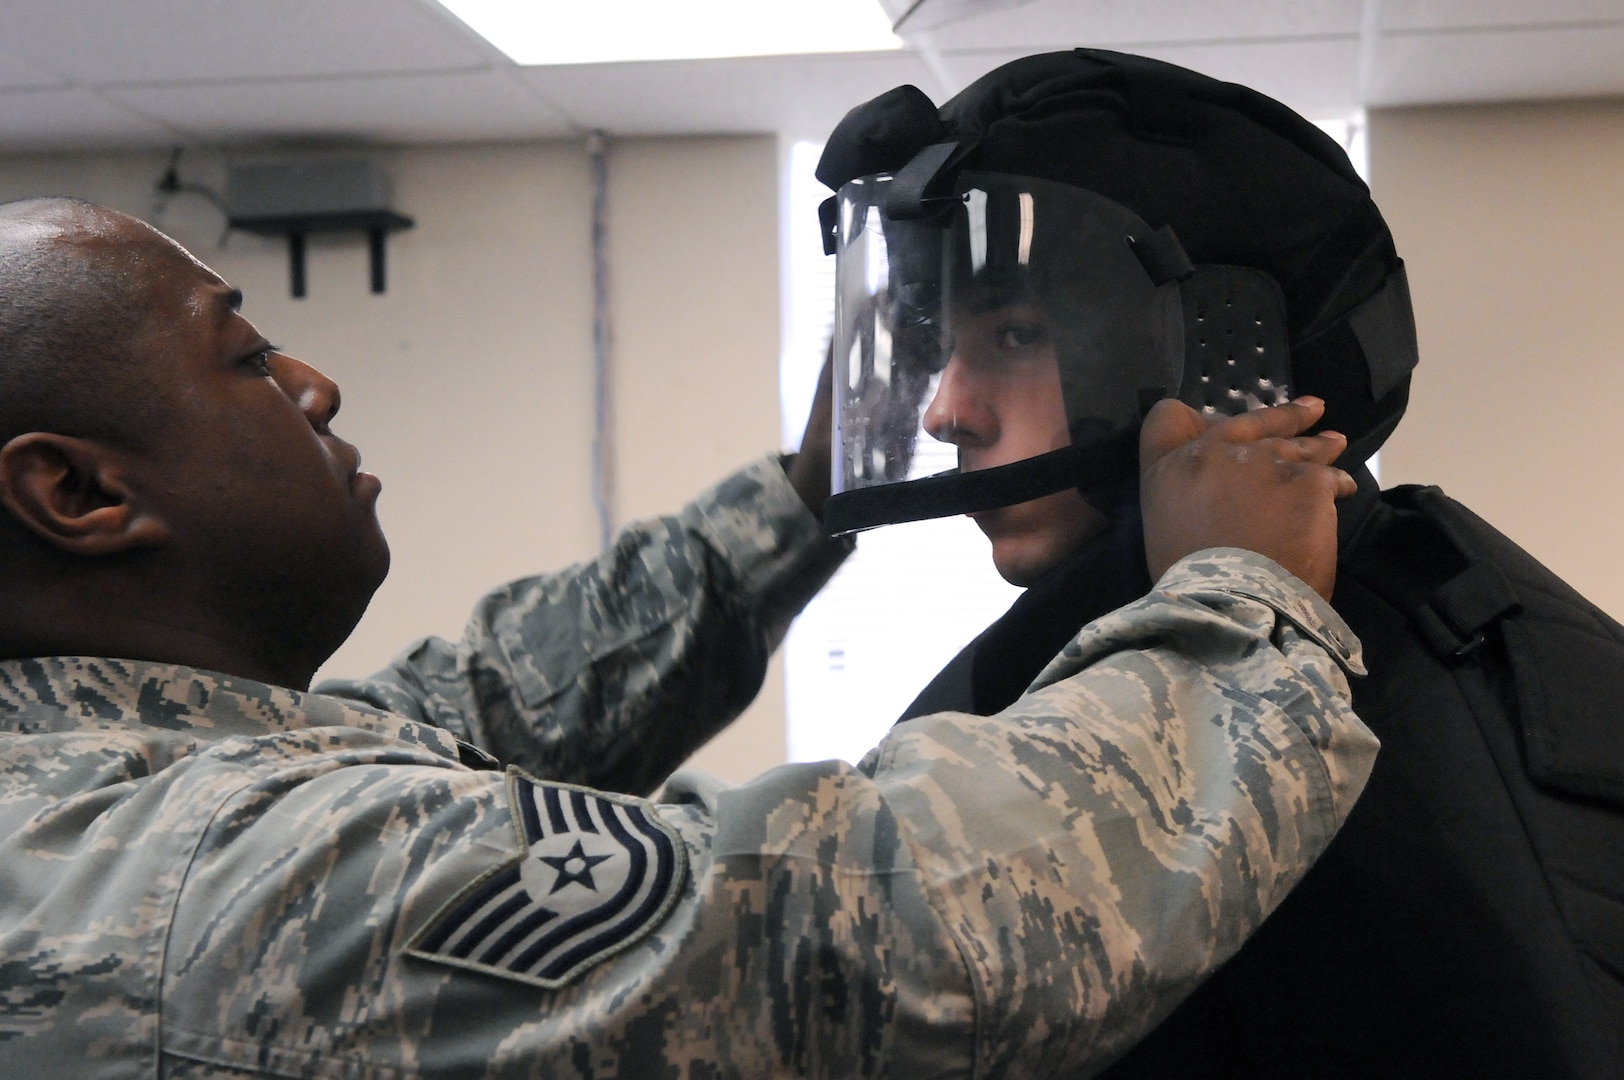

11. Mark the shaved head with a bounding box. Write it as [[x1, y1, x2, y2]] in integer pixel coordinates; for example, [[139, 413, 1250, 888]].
[[0, 197, 206, 449], [0, 198, 390, 686]]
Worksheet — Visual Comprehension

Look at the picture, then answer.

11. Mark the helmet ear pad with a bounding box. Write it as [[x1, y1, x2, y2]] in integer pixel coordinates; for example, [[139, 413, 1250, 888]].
[[1173, 266, 1294, 417], [1058, 263, 1295, 515], [1161, 256, 1414, 468]]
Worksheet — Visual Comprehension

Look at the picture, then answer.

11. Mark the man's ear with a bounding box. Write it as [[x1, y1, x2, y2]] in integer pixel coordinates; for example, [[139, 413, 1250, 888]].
[[0, 432, 171, 555]]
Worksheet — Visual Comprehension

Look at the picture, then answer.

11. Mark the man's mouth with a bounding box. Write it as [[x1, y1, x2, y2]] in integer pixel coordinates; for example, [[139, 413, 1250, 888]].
[[352, 470, 383, 500], [335, 440, 382, 500]]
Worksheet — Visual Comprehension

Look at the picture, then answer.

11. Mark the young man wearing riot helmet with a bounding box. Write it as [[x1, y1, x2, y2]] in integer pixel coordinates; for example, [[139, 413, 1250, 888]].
[[819, 49, 1623, 1078]]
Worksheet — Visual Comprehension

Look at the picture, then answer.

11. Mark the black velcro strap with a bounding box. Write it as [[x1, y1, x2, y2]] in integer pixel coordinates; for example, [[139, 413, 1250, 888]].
[[1127, 225, 1195, 284], [456, 739, 502, 771], [819, 195, 840, 256], [824, 431, 1138, 535], [1414, 561, 1522, 661], [884, 142, 962, 221], [1347, 261, 1420, 401]]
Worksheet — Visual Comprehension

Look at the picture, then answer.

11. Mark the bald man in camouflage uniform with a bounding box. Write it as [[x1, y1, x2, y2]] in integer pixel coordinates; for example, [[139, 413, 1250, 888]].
[[0, 198, 1375, 1077]]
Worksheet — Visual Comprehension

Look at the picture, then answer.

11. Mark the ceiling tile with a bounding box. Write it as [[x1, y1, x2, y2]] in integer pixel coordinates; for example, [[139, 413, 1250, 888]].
[[0, 45, 69, 90], [1383, 0, 1624, 32], [0, 0, 492, 85], [515, 52, 937, 141], [0, 86, 178, 151], [105, 69, 574, 145], [1371, 23, 1624, 104], [0, 1, 1613, 152]]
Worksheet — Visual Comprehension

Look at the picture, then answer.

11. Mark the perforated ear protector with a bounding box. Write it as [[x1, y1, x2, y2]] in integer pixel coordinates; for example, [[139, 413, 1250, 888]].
[[1128, 225, 1294, 417], [1179, 268, 1294, 413]]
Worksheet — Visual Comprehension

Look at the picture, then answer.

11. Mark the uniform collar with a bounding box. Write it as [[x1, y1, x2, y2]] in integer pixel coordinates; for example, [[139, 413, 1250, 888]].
[[0, 655, 469, 765]]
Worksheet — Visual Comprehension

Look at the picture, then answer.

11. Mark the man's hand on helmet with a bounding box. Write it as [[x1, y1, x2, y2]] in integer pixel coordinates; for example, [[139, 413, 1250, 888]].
[[1140, 396, 1357, 599]]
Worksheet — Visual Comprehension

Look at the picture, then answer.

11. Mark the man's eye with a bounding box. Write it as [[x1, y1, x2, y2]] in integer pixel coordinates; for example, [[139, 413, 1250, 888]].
[[995, 323, 1043, 349], [246, 349, 275, 376]]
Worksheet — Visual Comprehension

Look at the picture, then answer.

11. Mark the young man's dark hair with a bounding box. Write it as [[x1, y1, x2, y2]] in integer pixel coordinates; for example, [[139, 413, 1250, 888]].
[[818, 49, 1624, 1078]]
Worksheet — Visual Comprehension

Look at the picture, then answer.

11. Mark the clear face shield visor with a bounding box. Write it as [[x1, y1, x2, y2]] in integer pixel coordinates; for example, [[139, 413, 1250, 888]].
[[826, 171, 1192, 536]]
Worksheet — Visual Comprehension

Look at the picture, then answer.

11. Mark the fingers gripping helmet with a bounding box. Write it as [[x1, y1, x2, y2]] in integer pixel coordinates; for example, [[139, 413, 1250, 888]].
[[817, 49, 1418, 535]]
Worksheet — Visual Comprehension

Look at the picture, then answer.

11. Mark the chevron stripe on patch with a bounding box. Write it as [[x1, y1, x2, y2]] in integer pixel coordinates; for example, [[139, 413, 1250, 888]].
[[407, 768, 686, 989]]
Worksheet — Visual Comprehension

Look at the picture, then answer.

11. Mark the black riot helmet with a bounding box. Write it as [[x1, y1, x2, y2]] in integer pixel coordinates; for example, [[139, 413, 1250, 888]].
[[816, 48, 1418, 536]]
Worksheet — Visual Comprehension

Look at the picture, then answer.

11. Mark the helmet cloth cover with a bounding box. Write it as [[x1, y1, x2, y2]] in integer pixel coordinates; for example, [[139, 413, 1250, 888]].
[[816, 48, 1417, 535]]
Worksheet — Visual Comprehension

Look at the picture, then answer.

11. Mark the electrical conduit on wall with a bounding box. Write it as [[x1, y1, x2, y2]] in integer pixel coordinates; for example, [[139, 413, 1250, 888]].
[[589, 130, 616, 548]]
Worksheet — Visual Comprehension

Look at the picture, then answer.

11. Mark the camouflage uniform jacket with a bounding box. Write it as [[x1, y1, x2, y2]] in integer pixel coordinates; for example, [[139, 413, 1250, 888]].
[[0, 453, 1375, 1078], [317, 455, 854, 797]]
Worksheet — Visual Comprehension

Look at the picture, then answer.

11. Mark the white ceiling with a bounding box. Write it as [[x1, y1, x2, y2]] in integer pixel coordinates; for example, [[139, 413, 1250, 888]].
[[0, 0, 1621, 152]]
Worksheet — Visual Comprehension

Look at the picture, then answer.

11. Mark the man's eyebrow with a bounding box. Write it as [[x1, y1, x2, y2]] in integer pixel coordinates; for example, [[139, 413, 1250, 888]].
[[216, 287, 243, 313]]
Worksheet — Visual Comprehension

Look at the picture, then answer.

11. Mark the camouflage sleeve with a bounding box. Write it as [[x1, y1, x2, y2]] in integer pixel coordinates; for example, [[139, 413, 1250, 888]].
[[315, 454, 852, 795], [651, 547, 1374, 1076], [142, 548, 1373, 1079], [837, 547, 1374, 1075]]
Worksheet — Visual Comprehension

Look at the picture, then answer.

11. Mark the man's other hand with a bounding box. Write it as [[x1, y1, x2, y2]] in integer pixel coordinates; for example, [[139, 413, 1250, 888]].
[[785, 346, 834, 517], [1140, 397, 1356, 599]]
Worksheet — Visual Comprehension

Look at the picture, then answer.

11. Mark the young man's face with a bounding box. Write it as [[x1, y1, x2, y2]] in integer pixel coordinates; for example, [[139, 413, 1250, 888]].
[[921, 297, 1110, 587]]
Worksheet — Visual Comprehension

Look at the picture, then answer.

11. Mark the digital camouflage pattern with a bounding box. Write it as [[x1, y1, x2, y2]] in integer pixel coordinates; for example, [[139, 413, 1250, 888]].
[[0, 458, 1375, 1079], [319, 455, 852, 797]]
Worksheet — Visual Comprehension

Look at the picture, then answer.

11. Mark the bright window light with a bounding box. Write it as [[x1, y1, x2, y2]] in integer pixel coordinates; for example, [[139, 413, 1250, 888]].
[[780, 142, 1024, 767], [438, 0, 902, 65]]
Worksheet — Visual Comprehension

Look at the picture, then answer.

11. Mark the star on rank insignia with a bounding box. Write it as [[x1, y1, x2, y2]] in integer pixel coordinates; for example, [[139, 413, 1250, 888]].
[[407, 769, 687, 989]]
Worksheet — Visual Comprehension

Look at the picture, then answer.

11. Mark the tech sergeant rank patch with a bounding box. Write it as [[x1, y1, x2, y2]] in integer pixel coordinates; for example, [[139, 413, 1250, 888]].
[[408, 769, 687, 988]]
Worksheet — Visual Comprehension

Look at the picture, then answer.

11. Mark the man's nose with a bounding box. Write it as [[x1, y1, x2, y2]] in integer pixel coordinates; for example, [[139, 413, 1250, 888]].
[[922, 357, 993, 446], [270, 353, 342, 431]]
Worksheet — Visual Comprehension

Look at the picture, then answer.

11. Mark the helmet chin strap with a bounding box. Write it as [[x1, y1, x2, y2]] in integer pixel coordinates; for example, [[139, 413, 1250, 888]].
[[823, 426, 1141, 535]]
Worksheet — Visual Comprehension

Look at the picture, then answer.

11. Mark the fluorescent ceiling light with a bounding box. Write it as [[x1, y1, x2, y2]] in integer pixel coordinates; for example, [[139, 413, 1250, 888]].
[[439, 0, 903, 66]]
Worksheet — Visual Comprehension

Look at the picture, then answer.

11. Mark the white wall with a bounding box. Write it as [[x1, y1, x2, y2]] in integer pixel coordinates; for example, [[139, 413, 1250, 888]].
[[0, 135, 786, 783], [1368, 99, 1624, 620], [603, 137, 788, 779]]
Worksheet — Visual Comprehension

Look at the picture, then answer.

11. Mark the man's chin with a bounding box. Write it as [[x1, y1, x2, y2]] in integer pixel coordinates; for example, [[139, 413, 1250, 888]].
[[988, 535, 1055, 588], [328, 534, 392, 642], [360, 524, 391, 588], [979, 491, 1112, 588]]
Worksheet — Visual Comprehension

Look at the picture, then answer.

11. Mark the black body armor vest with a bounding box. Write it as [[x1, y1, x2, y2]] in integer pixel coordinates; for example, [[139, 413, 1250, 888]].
[[902, 483, 1624, 1078]]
